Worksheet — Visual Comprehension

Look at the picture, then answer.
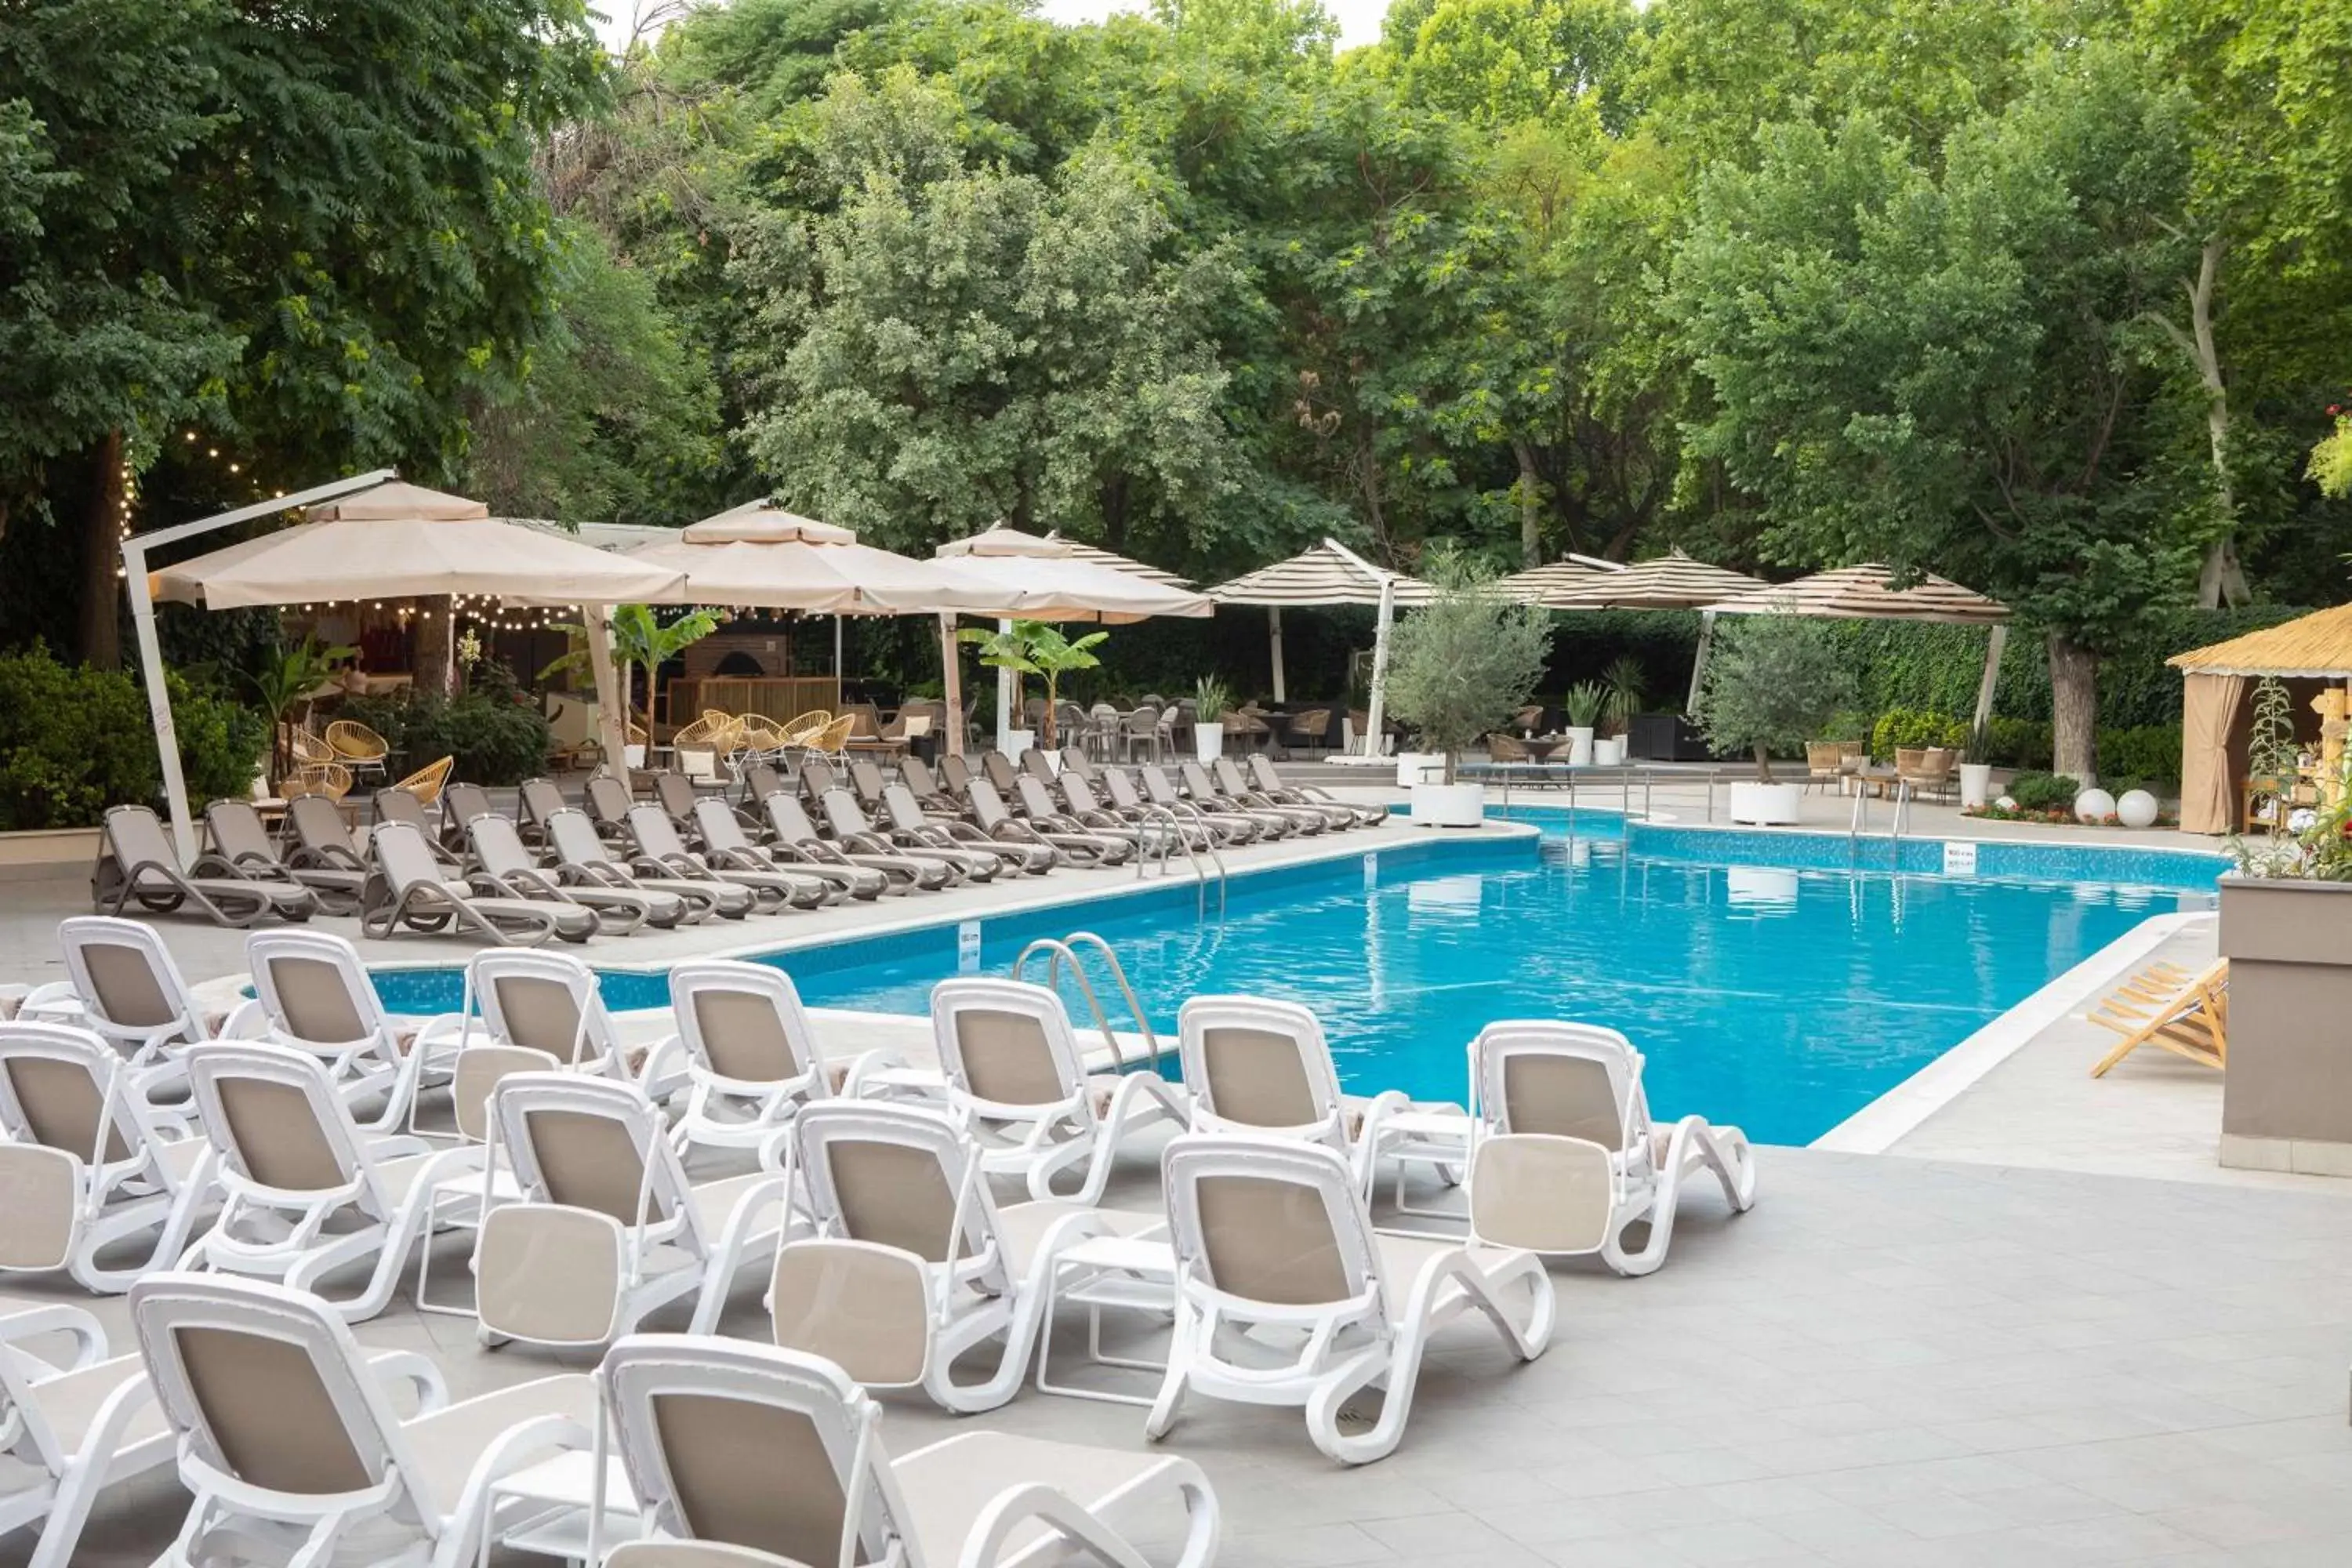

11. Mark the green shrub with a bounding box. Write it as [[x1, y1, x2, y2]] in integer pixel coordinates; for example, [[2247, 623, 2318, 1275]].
[[0, 644, 267, 829], [2008, 771, 2081, 811], [1869, 708, 1969, 763], [2095, 724, 2181, 788], [1986, 716, 2053, 770], [341, 680, 552, 786], [1824, 709, 1874, 743]]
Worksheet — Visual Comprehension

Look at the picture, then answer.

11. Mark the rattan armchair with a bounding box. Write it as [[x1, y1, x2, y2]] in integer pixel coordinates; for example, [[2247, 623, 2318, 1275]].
[[281, 762, 353, 802], [323, 720, 390, 783], [391, 754, 453, 807]]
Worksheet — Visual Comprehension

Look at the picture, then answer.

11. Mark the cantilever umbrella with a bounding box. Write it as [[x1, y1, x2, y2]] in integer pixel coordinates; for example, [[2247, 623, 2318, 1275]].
[[1208, 541, 1433, 751], [134, 477, 687, 857], [624, 502, 1022, 616]]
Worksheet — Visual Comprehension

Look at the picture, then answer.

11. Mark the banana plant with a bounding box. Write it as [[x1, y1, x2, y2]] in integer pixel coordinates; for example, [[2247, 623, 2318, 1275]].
[[959, 620, 1109, 748], [542, 604, 722, 739], [247, 637, 356, 780]]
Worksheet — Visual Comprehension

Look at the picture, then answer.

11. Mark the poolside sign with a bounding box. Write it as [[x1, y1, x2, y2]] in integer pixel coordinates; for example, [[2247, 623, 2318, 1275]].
[[1941, 840, 1978, 877], [957, 919, 982, 971], [1363, 851, 1378, 889]]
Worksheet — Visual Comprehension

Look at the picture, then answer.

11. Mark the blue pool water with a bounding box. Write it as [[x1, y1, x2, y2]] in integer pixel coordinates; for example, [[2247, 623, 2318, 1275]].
[[372, 813, 2223, 1145]]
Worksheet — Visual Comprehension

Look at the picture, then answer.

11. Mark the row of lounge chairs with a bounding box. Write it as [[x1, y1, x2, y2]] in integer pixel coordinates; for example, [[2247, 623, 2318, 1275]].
[[0, 918, 1757, 1564]]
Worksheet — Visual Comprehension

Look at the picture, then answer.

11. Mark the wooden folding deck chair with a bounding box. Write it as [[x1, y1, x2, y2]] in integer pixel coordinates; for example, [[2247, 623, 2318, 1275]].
[[2088, 958, 2227, 1077]]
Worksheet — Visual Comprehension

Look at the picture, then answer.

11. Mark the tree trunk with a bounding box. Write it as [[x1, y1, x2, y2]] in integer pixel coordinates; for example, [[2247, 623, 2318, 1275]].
[[413, 600, 456, 698], [2181, 236, 2249, 609], [1512, 438, 1542, 568], [1753, 742, 1773, 783], [80, 430, 126, 669], [2047, 632, 2100, 784]]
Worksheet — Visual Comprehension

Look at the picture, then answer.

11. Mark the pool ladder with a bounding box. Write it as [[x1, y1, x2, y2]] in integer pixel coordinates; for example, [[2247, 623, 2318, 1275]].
[[1848, 781, 1914, 845], [1130, 800, 1228, 920], [1014, 933, 1160, 1073]]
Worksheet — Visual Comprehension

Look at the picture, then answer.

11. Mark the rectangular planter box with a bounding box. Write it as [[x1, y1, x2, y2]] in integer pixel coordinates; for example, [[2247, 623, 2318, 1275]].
[[0, 827, 100, 883], [2217, 877, 2352, 1175]]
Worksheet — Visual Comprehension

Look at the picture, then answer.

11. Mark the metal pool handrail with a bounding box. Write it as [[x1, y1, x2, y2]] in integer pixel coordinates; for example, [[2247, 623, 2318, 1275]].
[[1131, 799, 1227, 918], [1012, 932, 1160, 1073]]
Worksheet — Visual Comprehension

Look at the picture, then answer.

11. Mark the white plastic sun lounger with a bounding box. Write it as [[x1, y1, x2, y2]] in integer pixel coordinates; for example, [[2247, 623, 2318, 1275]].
[[1178, 995, 1468, 1212], [1466, 1021, 1755, 1276], [472, 1073, 793, 1347], [655, 960, 861, 1160], [470, 811, 689, 933], [549, 807, 748, 921], [0, 1023, 212, 1293], [176, 1041, 480, 1321], [1149, 1134, 1553, 1465], [627, 804, 830, 912], [410, 1042, 561, 1319], [930, 978, 1186, 1204], [129, 1272, 594, 1568], [221, 930, 445, 1133], [92, 804, 320, 927], [597, 1335, 1219, 1568], [20, 916, 220, 1116], [0, 1303, 174, 1568], [363, 821, 597, 946], [768, 1100, 1163, 1415], [695, 797, 887, 901]]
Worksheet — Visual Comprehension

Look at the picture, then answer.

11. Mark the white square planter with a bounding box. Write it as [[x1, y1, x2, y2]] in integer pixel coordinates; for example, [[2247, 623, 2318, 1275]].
[[1409, 782, 1485, 827], [1727, 781, 1802, 825], [1396, 752, 1447, 787]]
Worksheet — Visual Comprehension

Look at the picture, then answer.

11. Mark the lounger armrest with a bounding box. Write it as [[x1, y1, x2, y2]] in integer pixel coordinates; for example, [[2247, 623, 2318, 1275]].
[[218, 997, 270, 1039], [0, 1302, 108, 1370], [964, 1477, 1174, 1568], [364, 1348, 451, 1416]]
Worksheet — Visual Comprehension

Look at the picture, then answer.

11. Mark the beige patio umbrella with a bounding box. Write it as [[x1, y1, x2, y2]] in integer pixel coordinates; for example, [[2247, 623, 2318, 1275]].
[[134, 477, 684, 855], [936, 525, 1210, 749], [1496, 557, 1626, 608], [1208, 540, 1433, 745], [1539, 549, 1766, 611]]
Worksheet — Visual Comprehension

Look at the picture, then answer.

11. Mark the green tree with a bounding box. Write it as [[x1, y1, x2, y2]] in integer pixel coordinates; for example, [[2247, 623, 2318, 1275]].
[[957, 621, 1109, 748], [1381, 548, 1552, 781], [1691, 614, 1854, 779]]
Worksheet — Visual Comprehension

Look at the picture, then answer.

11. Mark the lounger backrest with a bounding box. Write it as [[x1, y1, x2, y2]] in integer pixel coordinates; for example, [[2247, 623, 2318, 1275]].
[[186, 1043, 367, 1197], [1018, 748, 1054, 784], [602, 1336, 909, 1568], [102, 806, 180, 883], [1472, 1022, 1642, 1151], [847, 759, 887, 806], [878, 785, 927, 835], [763, 793, 822, 847], [519, 777, 565, 827], [1177, 996, 1343, 1141], [1179, 761, 1224, 801], [629, 804, 695, 862], [670, 961, 822, 1088], [131, 1274, 416, 1504], [1212, 758, 1254, 798], [1061, 772, 1108, 817], [368, 822, 449, 896], [936, 754, 971, 794], [58, 916, 199, 1035], [1012, 775, 1062, 822], [898, 756, 938, 801], [372, 787, 430, 833], [289, 795, 361, 862], [205, 800, 278, 866], [0, 1022, 134, 1163], [653, 772, 699, 824], [1138, 764, 1180, 807], [979, 751, 1017, 793], [247, 931, 388, 1054], [693, 798, 751, 856], [818, 789, 871, 840], [1099, 767, 1146, 813], [929, 978, 1083, 1113], [1247, 755, 1286, 793], [1163, 1134, 1374, 1312], [964, 779, 1013, 830], [586, 774, 633, 825], [799, 759, 840, 801], [471, 951, 608, 1067], [1058, 747, 1094, 780], [469, 814, 539, 879], [495, 1073, 687, 1231], [450, 1044, 561, 1144], [789, 1102, 997, 1276], [741, 761, 786, 802], [549, 808, 617, 870], [442, 781, 495, 837]]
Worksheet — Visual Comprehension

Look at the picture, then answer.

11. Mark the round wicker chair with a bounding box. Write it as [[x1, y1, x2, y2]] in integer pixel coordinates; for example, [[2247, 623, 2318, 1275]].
[[392, 755, 453, 806], [324, 720, 390, 782], [282, 762, 353, 802]]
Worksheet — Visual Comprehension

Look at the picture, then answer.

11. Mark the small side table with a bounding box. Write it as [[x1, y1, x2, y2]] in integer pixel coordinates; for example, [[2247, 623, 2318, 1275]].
[[1033, 1232, 1176, 1407], [477, 1447, 641, 1567]]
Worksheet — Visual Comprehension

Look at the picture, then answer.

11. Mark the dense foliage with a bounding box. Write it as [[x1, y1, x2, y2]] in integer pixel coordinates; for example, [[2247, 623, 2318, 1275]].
[[0, 644, 265, 829], [340, 663, 554, 787], [1381, 550, 1551, 776]]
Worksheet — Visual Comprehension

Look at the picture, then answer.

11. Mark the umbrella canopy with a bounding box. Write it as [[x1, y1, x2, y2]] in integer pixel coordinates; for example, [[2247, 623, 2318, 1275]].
[[1541, 549, 1766, 610], [2169, 603, 2352, 680], [1497, 559, 1622, 608], [1209, 543, 1436, 608], [1703, 563, 2010, 624], [1058, 537, 1195, 590], [935, 526, 1211, 622], [150, 481, 685, 609], [623, 501, 1022, 615]]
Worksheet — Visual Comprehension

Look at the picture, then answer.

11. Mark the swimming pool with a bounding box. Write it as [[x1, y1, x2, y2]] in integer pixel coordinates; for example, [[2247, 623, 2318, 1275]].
[[368, 812, 2224, 1145]]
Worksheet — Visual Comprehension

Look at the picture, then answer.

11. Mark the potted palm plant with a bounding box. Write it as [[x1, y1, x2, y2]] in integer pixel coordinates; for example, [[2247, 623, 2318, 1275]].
[[1595, 657, 1643, 767], [1382, 550, 1552, 826], [1192, 676, 1229, 763], [958, 621, 1106, 760], [1561, 682, 1606, 768], [1691, 614, 1853, 826]]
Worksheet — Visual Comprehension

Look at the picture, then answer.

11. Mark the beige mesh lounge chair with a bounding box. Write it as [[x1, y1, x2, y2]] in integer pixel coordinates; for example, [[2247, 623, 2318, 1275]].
[[410, 1041, 561, 1319], [448, 948, 660, 1089], [814, 789, 967, 888], [876, 784, 1036, 879], [129, 1272, 593, 1568], [0, 1302, 176, 1568], [768, 1102, 1163, 1414], [1140, 762, 1272, 842], [693, 797, 887, 902], [1467, 1021, 1756, 1277], [0, 1023, 211, 1294], [1097, 764, 1225, 849], [1183, 760, 1323, 835], [1178, 996, 1468, 1214], [2088, 957, 2227, 1077], [176, 1040, 480, 1320], [472, 1073, 790, 1347], [1011, 775, 1141, 864], [1148, 1134, 1554, 1465], [372, 782, 465, 866], [929, 978, 1185, 1204], [1244, 754, 1386, 827], [220, 930, 445, 1132], [196, 798, 365, 913], [757, 792, 927, 894], [627, 804, 830, 912], [22, 916, 217, 1110], [284, 791, 376, 879], [658, 961, 866, 1160], [970, 779, 1122, 868], [549, 808, 748, 922], [470, 811, 688, 934], [92, 804, 319, 927], [363, 821, 595, 946], [281, 760, 354, 801], [597, 1335, 1219, 1568], [1216, 757, 1359, 831], [586, 769, 638, 841], [517, 774, 568, 846], [437, 779, 498, 848]]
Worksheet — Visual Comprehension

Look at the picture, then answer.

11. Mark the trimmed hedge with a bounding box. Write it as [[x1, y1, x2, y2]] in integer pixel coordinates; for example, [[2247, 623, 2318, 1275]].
[[0, 644, 267, 829]]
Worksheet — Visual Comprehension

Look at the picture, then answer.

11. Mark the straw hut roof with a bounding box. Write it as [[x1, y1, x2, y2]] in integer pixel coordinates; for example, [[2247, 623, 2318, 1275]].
[[2168, 603, 2352, 680]]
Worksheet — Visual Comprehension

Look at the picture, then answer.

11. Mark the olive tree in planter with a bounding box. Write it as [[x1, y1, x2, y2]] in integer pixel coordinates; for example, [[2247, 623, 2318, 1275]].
[[1381, 550, 1552, 826], [1690, 614, 1853, 826]]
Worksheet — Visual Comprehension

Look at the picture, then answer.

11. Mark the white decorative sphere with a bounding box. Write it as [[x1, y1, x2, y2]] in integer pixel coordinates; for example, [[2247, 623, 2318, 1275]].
[[1995, 796, 2017, 812], [2074, 788, 2116, 824], [2115, 789, 2158, 829]]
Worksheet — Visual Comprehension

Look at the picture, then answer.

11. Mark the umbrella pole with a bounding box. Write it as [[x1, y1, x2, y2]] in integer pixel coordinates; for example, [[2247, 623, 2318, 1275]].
[[123, 539, 197, 864], [995, 618, 1014, 750], [1686, 610, 1718, 712], [938, 612, 964, 758], [1269, 606, 1286, 703], [1971, 623, 2009, 737], [1362, 577, 1395, 757], [585, 603, 630, 789]]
